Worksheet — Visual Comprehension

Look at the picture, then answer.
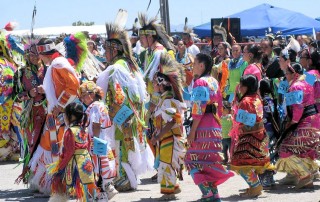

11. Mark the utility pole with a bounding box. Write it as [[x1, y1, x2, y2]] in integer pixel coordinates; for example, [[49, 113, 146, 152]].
[[159, 0, 170, 35]]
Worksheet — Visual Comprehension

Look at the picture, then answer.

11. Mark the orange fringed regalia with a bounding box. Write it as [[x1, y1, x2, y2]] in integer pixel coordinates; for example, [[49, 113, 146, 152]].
[[220, 61, 229, 98]]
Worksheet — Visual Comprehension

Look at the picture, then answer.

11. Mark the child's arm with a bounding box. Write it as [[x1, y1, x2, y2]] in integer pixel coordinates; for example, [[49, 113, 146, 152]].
[[187, 118, 201, 144], [59, 129, 75, 170]]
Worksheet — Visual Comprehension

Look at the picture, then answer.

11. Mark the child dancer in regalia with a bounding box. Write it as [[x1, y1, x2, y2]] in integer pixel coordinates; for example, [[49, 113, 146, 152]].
[[48, 102, 96, 202], [185, 53, 234, 202], [80, 81, 118, 201], [151, 53, 187, 200]]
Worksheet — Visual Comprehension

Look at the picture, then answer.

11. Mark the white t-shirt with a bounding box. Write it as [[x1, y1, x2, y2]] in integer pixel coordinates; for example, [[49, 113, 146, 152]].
[[187, 44, 200, 58]]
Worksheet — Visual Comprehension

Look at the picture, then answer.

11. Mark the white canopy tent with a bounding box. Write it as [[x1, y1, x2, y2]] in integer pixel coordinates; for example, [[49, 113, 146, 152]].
[[8, 25, 107, 37]]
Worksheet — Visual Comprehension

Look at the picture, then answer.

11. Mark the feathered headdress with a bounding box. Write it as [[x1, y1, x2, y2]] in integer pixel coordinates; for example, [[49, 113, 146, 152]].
[[281, 36, 300, 61], [128, 18, 139, 38], [183, 17, 197, 39], [6, 35, 24, 55], [138, 13, 175, 51], [265, 33, 275, 41], [81, 51, 105, 80], [106, 9, 138, 72], [64, 32, 88, 72], [138, 13, 157, 35], [6, 34, 25, 66], [127, 18, 139, 38], [155, 53, 185, 102], [114, 9, 128, 28], [23, 36, 40, 55], [213, 25, 227, 42], [285, 36, 301, 53]]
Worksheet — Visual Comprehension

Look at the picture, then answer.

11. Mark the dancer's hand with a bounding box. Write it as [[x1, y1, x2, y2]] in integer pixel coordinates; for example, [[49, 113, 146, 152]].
[[52, 105, 63, 117], [151, 136, 158, 145], [15, 167, 29, 184]]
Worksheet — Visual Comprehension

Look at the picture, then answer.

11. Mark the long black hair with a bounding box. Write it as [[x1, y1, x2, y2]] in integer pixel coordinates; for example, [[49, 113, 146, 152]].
[[65, 102, 87, 129], [259, 78, 274, 99], [311, 50, 320, 71], [287, 62, 304, 75], [246, 44, 263, 62], [196, 53, 213, 78], [239, 74, 258, 102]]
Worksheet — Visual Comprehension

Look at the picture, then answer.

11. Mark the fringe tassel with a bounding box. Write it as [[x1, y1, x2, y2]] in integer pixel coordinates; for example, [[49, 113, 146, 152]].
[[220, 61, 229, 98]]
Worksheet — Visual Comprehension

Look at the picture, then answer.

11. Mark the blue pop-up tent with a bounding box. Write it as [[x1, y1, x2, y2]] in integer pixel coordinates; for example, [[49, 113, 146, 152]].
[[194, 4, 320, 37]]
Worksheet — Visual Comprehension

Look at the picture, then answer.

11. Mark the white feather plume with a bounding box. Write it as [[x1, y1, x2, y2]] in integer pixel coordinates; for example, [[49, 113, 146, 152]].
[[81, 51, 105, 80], [285, 36, 301, 53], [114, 9, 128, 29]]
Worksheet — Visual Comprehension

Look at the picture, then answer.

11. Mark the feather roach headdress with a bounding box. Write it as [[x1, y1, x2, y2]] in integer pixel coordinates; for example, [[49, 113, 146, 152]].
[[105, 9, 138, 72], [213, 25, 227, 42], [64, 32, 88, 72], [155, 53, 185, 102], [138, 13, 175, 51], [183, 17, 196, 39]]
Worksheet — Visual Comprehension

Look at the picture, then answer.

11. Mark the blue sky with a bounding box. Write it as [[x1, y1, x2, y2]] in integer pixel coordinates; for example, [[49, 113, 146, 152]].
[[2, 0, 320, 30]]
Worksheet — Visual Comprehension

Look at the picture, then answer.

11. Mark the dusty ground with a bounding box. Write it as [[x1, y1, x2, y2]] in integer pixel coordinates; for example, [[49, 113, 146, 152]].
[[0, 161, 319, 202]]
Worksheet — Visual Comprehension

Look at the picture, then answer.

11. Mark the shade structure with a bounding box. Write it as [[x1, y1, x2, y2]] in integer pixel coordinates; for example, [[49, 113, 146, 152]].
[[8, 25, 107, 37], [194, 4, 320, 37]]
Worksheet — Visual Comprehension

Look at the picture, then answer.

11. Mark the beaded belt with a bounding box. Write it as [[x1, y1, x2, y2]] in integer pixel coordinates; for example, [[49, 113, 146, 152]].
[[301, 104, 318, 120]]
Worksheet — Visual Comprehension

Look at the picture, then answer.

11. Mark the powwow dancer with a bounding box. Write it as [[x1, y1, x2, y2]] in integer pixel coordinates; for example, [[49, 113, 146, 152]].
[[276, 63, 320, 189], [181, 17, 200, 58], [47, 102, 96, 202], [151, 53, 187, 200], [14, 38, 47, 186], [185, 53, 234, 202], [80, 81, 118, 200], [97, 11, 153, 191], [230, 75, 273, 198], [0, 32, 21, 161], [222, 44, 248, 165], [28, 37, 80, 195], [138, 13, 175, 181], [257, 79, 279, 189]]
